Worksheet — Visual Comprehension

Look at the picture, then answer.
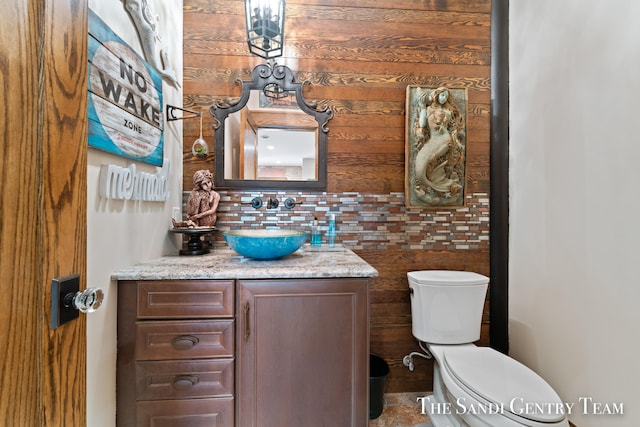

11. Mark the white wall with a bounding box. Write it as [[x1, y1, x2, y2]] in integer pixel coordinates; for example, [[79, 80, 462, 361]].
[[86, 2, 183, 426], [510, 1, 640, 426]]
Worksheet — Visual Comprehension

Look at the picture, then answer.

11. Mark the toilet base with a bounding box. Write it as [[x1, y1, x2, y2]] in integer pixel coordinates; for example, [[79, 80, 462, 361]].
[[421, 393, 464, 427]]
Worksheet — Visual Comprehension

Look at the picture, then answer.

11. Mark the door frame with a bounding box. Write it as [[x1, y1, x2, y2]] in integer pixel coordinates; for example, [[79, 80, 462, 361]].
[[490, 0, 510, 353]]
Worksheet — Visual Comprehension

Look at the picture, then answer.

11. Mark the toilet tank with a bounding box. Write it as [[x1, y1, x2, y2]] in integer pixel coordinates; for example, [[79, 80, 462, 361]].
[[408, 270, 489, 344]]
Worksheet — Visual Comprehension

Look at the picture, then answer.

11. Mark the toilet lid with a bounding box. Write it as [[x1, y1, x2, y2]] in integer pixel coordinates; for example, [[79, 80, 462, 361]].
[[407, 270, 489, 286], [443, 347, 566, 423]]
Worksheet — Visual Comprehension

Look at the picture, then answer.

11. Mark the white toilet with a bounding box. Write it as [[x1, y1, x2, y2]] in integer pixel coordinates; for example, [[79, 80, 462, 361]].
[[408, 270, 569, 427]]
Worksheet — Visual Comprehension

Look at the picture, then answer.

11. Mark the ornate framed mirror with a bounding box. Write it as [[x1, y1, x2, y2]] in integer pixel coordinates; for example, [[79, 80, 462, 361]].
[[210, 62, 333, 190]]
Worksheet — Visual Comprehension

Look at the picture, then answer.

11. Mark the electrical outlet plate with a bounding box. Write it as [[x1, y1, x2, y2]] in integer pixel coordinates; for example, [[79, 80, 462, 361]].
[[50, 274, 80, 329], [172, 206, 181, 220]]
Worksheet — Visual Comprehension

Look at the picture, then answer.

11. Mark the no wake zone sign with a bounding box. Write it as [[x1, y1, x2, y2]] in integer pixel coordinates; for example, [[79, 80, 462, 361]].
[[88, 10, 164, 166]]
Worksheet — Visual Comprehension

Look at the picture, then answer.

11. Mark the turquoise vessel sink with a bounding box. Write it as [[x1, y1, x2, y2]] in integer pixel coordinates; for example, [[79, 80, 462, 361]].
[[222, 229, 308, 260]]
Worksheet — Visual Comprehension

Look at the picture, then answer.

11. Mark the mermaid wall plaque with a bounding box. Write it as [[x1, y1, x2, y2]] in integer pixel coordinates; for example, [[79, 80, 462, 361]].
[[405, 85, 468, 208]]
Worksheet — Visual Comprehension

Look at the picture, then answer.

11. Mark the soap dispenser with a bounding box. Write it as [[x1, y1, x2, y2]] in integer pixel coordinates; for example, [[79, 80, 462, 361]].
[[311, 217, 321, 246], [327, 213, 336, 247]]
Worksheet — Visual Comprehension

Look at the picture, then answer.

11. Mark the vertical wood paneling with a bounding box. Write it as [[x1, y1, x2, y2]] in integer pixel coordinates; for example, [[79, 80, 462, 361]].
[[183, 0, 491, 393]]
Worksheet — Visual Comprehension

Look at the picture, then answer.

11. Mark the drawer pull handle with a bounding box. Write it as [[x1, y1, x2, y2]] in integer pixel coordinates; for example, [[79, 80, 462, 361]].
[[172, 375, 199, 390], [244, 302, 250, 341], [171, 335, 200, 350]]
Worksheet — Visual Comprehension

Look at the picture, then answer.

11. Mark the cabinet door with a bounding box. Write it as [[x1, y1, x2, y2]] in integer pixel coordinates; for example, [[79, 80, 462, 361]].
[[237, 278, 369, 427]]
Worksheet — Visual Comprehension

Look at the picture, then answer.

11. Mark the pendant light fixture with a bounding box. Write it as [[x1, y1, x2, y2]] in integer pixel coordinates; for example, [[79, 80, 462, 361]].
[[245, 0, 286, 59]]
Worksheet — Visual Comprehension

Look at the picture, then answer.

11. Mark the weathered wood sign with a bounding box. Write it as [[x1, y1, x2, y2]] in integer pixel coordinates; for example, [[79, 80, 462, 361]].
[[88, 9, 164, 166]]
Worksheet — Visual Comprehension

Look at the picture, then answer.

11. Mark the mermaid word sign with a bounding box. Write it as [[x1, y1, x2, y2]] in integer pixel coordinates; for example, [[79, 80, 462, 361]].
[[88, 9, 164, 166], [405, 86, 468, 208]]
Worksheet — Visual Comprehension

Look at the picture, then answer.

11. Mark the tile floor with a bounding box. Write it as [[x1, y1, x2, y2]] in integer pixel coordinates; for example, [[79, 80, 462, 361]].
[[369, 392, 433, 427]]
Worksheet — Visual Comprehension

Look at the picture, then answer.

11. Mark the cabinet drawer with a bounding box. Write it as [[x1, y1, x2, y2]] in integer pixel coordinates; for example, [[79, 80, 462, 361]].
[[136, 320, 234, 360], [136, 359, 234, 401], [136, 397, 234, 427], [136, 280, 234, 318]]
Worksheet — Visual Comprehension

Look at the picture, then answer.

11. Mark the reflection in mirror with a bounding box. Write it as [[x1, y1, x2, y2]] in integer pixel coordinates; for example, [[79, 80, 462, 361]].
[[210, 62, 333, 190], [256, 128, 317, 180], [224, 91, 318, 181]]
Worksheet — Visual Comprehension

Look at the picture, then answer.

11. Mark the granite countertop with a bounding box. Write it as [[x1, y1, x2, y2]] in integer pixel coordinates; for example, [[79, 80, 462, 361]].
[[112, 244, 378, 281]]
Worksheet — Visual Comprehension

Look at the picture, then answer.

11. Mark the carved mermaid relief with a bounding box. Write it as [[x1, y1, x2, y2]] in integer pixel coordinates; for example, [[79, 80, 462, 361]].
[[411, 87, 466, 206], [123, 0, 180, 87]]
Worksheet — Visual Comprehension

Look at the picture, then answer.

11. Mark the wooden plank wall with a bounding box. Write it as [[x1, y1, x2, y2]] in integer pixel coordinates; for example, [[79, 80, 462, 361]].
[[183, 0, 491, 393]]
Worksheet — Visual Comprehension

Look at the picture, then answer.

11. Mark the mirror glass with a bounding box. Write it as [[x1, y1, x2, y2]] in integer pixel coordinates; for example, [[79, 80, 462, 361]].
[[224, 90, 319, 181], [210, 63, 333, 190]]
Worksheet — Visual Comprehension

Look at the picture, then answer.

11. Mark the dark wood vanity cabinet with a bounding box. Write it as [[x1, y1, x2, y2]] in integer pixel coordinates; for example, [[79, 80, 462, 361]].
[[236, 278, 369, 427], [117, 280, 235, 427], [117, 278, 369, 427]]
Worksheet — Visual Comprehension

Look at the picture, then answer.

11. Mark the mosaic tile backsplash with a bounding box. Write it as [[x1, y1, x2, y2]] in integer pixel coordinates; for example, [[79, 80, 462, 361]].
[[182, 191, 489, 251]]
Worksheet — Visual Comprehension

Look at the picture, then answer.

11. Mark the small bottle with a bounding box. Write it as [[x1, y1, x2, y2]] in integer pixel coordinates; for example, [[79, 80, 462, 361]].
[[327, 213, 336, 247], [311, 217, 322, 246]]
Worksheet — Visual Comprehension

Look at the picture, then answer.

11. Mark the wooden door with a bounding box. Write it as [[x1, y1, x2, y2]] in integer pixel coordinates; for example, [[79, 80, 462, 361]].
[[0, 0, 88, 426], [237, 279, 369, 427]]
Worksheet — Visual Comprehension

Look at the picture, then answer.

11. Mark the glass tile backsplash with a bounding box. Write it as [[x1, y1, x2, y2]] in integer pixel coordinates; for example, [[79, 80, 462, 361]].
[[182, 191, 489, 251]]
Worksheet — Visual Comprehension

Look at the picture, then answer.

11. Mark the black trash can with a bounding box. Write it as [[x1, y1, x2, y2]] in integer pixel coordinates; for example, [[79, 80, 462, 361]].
[[369, 353, 390, 419]]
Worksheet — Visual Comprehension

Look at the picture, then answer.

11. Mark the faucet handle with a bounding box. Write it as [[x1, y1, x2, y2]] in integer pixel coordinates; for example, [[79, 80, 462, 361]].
[[241, 197, 263, 209], [283, 198, 303, 209]]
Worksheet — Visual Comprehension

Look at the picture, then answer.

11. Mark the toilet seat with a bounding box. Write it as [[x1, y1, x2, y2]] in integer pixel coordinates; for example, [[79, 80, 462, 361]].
[[442, 346, 566, 424]]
